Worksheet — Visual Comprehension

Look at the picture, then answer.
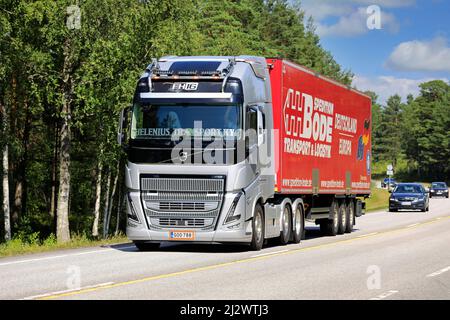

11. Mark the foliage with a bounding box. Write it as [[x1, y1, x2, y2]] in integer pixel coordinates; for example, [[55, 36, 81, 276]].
[[370, 80, 450, 182]]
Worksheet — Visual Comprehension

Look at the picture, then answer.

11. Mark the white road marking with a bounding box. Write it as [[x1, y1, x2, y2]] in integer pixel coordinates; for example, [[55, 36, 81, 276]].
[[369, 290, 399, 300], [407, 223, 420, 228], [251, 249, 289, 258], [21, 282, 115, 300], [0, 245, 136, 267], [426, 266, 450, 278], [357, 232, 378, 238]]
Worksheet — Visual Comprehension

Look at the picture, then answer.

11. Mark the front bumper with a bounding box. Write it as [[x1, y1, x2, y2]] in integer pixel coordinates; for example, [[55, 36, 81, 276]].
[[126, 189, 253, 244], [389, 200, 426, 210], [126, 223, 252, 244], [430, 191, 449, 197]]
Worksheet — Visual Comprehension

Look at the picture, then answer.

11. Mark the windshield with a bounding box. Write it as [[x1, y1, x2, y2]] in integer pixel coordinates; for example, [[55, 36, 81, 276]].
[[127, 103, 243, 164], [394, 185, 423, 194], [130, 103, 242, 140], [432, 183, 447, 188]]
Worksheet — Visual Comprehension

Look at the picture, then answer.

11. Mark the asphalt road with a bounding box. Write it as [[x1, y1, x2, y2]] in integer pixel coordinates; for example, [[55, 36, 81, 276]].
[[1, 197, 449, 300]]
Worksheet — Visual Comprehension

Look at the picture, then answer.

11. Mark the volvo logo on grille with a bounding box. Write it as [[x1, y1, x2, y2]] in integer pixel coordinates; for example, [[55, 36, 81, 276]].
[[179, 151, 188, 162]]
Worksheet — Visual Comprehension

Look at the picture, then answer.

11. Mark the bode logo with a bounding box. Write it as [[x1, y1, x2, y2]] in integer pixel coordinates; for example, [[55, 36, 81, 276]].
[[283, 88, 334, 159]]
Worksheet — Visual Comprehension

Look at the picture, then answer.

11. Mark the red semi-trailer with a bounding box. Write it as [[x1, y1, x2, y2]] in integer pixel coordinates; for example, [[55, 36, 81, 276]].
[[122, 56, 372, 251], [268, 58, 372, 196]]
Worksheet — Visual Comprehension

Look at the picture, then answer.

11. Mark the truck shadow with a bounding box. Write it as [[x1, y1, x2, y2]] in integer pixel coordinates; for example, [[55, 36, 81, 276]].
[[107, 226, 360, 254]]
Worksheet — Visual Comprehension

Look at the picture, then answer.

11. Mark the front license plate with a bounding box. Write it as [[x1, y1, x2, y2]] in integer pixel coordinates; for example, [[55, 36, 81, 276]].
[[401, 202, 412, 206], [169, 230, 195, 241]]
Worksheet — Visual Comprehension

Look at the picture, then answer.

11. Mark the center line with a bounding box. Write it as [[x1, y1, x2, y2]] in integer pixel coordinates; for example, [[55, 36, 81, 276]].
[[426, 266, 450, 278], [252, 250, 289, 258], [406, 223, 420, 228], [369, 290, 399, 300], [357, 232, 378, 238], [22, 282, 115, 300]]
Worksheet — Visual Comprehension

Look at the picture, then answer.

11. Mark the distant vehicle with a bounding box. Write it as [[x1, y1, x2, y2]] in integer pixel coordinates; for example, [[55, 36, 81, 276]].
[[429, 182, 449, 198], [382, 177, 397, 188], [389, 183, 429, 212]]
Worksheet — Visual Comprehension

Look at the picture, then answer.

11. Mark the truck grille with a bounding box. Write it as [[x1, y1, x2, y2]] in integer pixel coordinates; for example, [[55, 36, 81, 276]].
[[140, 175, 225, 230], [150, 218, 215, 228]]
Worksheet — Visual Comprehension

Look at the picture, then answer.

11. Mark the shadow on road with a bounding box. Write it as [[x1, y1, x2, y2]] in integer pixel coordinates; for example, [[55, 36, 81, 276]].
[[106, 226, 361, 254]]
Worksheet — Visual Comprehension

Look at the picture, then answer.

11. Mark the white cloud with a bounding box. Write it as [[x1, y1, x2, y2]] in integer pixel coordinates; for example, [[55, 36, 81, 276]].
[[300, 0, 413, 37], [352, 75, 446, 104], [386, 37, 450, 73], [315, 7, 399, 37]]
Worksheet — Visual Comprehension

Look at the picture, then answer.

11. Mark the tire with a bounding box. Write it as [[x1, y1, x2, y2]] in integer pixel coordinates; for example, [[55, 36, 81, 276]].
[[292, 204, 304, 244], [338, 200, 346, 235], [389, 208, 397, 212], [324, 200, 339, 236], [279, 204, 292, 245], [133, 241, 160, 251], [345, 200, 355, 233], [250, 204, 265, 251]]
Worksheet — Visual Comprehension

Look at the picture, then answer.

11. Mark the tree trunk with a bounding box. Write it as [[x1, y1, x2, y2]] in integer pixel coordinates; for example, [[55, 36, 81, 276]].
[[50, 123, 60, 220], [2, 145, 11, 242], [92, 157, 103, 237], [114, 183, 122, 236], [105, 163, 119, 237], [102, 169, 112, 239], [1, 101, 11, 241], [56, 37, 73, 243]]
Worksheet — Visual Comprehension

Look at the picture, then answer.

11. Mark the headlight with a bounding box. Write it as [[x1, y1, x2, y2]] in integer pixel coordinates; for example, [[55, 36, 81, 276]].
[[127, 193, 141, 223], [224, 191, 244, 225]]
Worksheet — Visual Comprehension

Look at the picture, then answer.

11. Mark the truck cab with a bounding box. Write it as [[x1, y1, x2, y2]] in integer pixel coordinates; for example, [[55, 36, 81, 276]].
[[118, 56, 278, 250]]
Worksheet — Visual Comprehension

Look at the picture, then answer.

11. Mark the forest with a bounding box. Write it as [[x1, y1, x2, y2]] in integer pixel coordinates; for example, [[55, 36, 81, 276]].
[[1, 0, 449, 244]]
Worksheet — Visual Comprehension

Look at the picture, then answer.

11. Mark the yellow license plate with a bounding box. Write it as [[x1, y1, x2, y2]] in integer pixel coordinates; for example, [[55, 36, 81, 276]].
[[169, 230, 196, 241]]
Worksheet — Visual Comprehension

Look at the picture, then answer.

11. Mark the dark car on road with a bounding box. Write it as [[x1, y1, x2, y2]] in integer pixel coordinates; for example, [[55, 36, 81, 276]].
[[389, 183, 429, 212], [430, 182, 449, 198], [382, 177, 397, 188]]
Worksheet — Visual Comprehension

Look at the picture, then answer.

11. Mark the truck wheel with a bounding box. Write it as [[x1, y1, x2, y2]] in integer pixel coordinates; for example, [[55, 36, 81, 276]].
[[133, 241, 160, 251], [325, 200, 339, 236], [279, 204, 292, 245], [345, 200, 355, 233], [293, 205, 304, 244], [338, 201, 346, 235], [250, 204, 265, 251]]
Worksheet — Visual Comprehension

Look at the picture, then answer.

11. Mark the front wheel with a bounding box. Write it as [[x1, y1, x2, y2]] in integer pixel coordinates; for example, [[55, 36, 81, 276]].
[[250, 204, 265, 251]]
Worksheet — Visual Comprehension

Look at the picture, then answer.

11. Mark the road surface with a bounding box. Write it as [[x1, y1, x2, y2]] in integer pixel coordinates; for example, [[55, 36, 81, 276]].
[[1, 197, 449, 300]]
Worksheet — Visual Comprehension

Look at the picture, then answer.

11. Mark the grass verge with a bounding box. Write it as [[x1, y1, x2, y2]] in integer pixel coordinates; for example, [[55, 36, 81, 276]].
[[0, 234, 129, 258], [365, 187, 390, 212]]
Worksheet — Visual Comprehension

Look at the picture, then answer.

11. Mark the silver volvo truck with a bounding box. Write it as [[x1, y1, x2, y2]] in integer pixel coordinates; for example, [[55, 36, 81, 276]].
[[118, 56, 367, 251]]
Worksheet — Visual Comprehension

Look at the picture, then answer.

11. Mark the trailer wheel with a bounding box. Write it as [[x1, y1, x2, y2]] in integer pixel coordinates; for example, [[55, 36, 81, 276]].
[[345, 200, 355, 233], [293, 205, 305, 244], [324, 200, 339, 236], [250, 204, 265, 251], [133, 241, 160, 251], [279, 204, 292, 245], [338, 201, 346, 235]]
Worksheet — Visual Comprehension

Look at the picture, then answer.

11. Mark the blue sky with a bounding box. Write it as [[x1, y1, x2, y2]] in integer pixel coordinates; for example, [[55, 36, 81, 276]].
[[301, 0, 450, 104]]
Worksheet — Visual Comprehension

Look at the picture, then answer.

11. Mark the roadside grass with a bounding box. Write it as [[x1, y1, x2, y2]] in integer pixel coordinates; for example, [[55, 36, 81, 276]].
[[366, 187, 390, 212], [0, 233, 129, 258]]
